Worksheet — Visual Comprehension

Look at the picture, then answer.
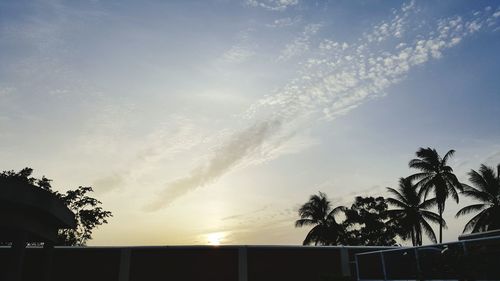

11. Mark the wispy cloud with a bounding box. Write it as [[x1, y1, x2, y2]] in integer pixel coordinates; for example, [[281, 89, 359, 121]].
[[146, 2, 500, 210], [246, 0, 299, 11], [221, 205, 270, 221], [145, 119, 282, 210], [0, 86, 15, 126], [483, 150, 500, 166], [256, 3, 500, 121], [92, 116, 210, 194], [266, 16, 302, 28], [222, 45, 256, 63], [0, 86, 14, 98], [197, 205, 297, 244], [278, 23, 322, 61], [222, 29, 257, 63], [363, 0, 416, 43]]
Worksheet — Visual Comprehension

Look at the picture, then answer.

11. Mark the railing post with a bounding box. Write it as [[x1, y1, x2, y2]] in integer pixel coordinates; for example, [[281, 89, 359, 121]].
[[354, 254, 361, 281], [460, 241, 468, 280], [238, 247, 248, 281], [414, 248, 422, 281], [380, 252, 387, 281], [8, 231, 27, 281], [42, 242, 54, 281], [340, 247, 351, 277], [119, 248, 131, 281]]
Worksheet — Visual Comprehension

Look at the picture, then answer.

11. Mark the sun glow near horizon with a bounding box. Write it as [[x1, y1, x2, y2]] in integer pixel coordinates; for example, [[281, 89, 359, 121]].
[[206, 232, 227, 246]]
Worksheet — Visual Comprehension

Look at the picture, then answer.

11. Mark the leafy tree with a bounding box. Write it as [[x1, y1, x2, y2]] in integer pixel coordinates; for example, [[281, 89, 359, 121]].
[[456, 164, 500, 233], [342, 196, 398, 246], [0, 168, 112, 246], [408, 147, 462, 243], [386, 177, 444, 246], [295, 192, 345, 245]]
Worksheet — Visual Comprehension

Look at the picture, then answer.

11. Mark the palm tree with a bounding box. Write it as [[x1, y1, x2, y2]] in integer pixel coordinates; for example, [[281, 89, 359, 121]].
[[386, 177, 445, 246], [295, 192, 345, 245], [456, 164, 500, 233], [408, 147, 462, 243]]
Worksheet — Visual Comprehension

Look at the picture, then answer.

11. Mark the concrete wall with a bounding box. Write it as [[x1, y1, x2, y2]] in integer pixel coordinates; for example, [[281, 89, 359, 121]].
[[0, 245, 389, 281]]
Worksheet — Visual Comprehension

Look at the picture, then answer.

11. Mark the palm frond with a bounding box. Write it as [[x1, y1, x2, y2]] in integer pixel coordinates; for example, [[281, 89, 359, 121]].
[[468, 169, 490, 192], [463, 211, 483, 233], [415, 147, 440, 166], [329, 205, 347, 215], [455, 204, 486, 218], [461, 188, 493, 203], [441, 165, 453, 173], [409, 161, 434, 172], [447, 181, 460, 203], [295, 218, 316, 228], [386, 187, 407, 204], [442, 149, 455, 164], [303, 225, 321, 245], [386, 198, 409, 209], [421, 211, 447, 228], [479, 165, 497, 185], [386, 209, 406, 219], [471, 209, 491, 233], [419, 197, 438, 210], [420, 218, 438, 244], [407, 172, 431, 182]]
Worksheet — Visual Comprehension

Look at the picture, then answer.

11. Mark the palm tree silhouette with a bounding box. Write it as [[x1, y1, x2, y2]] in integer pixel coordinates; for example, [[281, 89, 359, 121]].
[[295, 192, 345, 245], [408, 147, 462, 243], [456, 164, 500, 233], [386, 177, 444, 246]]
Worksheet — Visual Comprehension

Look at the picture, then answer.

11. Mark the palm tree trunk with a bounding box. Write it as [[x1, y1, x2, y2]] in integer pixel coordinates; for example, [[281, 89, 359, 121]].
[[411, 228, 416, 246], [439, 211, 443, 244], [416, 226, 422, 246]]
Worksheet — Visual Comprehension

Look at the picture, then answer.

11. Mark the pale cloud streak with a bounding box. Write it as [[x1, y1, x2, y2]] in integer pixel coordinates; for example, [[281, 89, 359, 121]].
[[0, 86, 14, 98], [222, 29, 257, 63], [222, 45, 256, 63], [266, 16, 302, 28], [146, 119, 282, 210], [246, 0, 299, 11], [92, 116, 211, 194]]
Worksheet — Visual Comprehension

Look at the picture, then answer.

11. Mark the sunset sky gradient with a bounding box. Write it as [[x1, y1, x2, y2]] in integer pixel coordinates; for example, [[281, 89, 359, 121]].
[[1, 0, 500, 246]]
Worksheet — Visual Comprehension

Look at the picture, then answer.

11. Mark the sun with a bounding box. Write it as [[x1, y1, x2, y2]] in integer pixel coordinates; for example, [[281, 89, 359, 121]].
[[207, 232, 225, 246]]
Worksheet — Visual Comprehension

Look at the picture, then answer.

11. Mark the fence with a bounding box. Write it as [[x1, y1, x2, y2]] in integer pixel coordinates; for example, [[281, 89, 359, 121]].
[[355, 235, 500, 281]]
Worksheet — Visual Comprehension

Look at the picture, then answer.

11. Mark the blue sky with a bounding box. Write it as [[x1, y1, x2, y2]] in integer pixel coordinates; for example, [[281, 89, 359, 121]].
[[1, 0, 499, 245]]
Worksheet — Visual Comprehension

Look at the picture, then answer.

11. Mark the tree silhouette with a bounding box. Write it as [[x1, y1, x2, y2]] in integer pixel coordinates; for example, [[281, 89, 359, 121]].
[[342, 196, 398, 246], [386, 177, 444, 246], [295, 192, 345, 245], [408, 147, 462, 243], [0, 168, 112, 246], [456, 164, 500, 233]]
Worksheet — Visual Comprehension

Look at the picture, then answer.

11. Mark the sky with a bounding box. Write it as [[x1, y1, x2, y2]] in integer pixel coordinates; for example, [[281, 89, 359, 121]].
[[1, 0, 500, 246]]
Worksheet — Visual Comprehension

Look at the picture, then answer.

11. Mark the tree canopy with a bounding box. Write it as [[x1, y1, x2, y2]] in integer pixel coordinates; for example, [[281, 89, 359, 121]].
[[342, 196, 398, 246], [386, 177, 444, 246], [0, 168, 112, 246], [296, 195, 400, 246], [295, 192, 345, 245], [408, 147, 462, 243], [295, 148, 500, 247], [456, 164, 500, 233]]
